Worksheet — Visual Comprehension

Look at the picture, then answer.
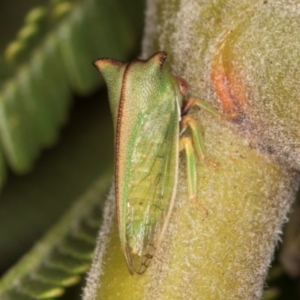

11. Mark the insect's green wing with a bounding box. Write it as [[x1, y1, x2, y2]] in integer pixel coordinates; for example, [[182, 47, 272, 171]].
[[94, 52, 182, 274], [117, 53, 181, 274], [123, 110, 179, 274]]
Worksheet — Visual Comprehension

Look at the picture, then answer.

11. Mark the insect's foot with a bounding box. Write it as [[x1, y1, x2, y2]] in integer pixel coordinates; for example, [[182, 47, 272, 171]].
[[221, 111, 239, 121], [202, 156, 219, 169], [190, 196, 209, 219]]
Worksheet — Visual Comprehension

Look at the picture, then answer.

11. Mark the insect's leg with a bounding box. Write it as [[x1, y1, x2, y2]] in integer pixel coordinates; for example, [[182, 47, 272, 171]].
[[179, 137, 208, 218], [179, 137, 196, 199], [182, 97, 238, 120], [181, 115, 219, 168], [181, 97, 220, 118]]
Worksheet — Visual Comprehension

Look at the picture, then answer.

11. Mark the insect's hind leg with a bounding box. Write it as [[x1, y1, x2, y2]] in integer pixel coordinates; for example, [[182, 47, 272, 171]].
[[179, 137, 208, 218]]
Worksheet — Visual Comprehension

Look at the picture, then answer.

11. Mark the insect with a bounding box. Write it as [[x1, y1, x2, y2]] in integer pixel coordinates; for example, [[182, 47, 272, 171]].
[[93, 51, 219, 274]]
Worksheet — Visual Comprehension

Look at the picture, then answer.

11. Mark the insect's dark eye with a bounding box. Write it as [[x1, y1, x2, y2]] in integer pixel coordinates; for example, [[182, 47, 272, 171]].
[[177, 77, 188, 95]]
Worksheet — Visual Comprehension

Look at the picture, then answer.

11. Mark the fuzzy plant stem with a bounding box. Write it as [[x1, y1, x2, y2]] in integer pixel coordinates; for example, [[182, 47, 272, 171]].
[[83, 1, 300, 299]]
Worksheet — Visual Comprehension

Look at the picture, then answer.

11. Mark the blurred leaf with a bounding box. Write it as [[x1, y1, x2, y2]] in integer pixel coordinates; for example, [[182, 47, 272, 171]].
[[0, 0, 143, 182], [0, 168, 112, 299], [0, 91, 114, 274], [0, 1, 145, 299]]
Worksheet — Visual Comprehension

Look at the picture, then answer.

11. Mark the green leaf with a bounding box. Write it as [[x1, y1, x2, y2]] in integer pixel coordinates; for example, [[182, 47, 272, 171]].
[[0, 0, 143, 180], [0, 169, 112, 299]]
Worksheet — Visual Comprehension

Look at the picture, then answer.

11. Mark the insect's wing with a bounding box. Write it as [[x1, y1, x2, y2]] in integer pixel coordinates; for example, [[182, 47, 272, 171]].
[[96, 52, 182, 274], [122, 109, 179, 274], [115, 52, 181, 274]]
